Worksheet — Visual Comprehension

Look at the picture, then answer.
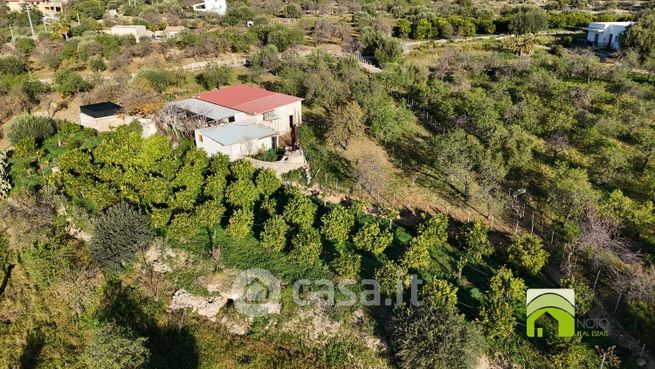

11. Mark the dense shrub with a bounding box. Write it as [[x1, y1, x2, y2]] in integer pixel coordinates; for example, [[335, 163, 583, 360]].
[[90, 202, 151, 273], [392, 302, 484, 369], [0, 55, 27, 75], [53, 69, 92, 97], [509, 6, 549, 34], [6, 114, 58, 145]]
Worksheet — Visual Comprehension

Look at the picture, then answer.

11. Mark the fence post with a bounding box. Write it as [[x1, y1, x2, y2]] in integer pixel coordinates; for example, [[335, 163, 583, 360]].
[[613, 293, 622, 313], [530, 212, 534, 234]]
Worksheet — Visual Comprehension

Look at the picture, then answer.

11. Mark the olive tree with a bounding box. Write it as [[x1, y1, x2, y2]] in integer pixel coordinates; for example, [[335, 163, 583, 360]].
[[392, 302, 483, 369], [91, 202, 151, 273]]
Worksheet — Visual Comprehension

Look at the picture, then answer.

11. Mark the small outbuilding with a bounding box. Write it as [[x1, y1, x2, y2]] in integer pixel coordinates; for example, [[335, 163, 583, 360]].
[[583, 22, 634, 50], [79, 102, 130, 132], [110, 25, 149, 42], [195, 123, 278, 161]]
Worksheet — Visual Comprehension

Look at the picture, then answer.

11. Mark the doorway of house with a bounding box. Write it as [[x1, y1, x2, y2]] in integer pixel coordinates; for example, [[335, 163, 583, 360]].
[[271, 136, 278, 149], [607, 34, 613, 48], [594, 33, 599, 47], [290, 115, 298, 150]]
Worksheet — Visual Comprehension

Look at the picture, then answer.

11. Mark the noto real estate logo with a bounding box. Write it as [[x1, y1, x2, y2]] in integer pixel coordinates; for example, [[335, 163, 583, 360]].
[[526, 289, 575, 338]]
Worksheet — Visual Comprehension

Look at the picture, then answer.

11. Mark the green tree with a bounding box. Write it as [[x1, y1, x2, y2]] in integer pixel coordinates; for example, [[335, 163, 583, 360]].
[[53, 69, 92, 97], [167, 212, 199, 243], [283, 193, 317, 230], [549, 163, 599, 221], [195, 65, 234, 90], [561, 276, 594, 315], [401, 234, 431, 269], [204, 173, 227, 201], [91, 202, 151, 273], [326, 101, 365, 149], [506, 234, 549, 275], [603, 189, 655, 236], [412, 18, 434, 40], [509, 6, 548, 35], [81, 324, 149, 369], [421, 279, 458, 310], [320, 204, 355, 245], [477, 267, 526, 339], [255, 169, 281, 198], [225, 179, 259, 208], [15, 37, 36, 56], [331, 252, 361, 279], [0, 55, 27, 75], [230, 159, 256, 180], [281, 3, 302, 18], [621, 10, 655, 62], [353, 222, 393, 256], [290, 227, 322, 263], [195, 199, 225, 229], [375, 260, 409, 296], [459, 220, 494, 263], [362, 30, 402, 65], [395, 18, 412, 38], [89, 57, 107, 71], [260, 215, 289, 251], [392, 302, 483, 369], [226, 208, 254, 240]]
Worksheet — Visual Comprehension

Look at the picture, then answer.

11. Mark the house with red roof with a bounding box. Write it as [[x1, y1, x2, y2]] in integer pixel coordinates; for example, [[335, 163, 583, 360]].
[[169, 84, 303, 161]]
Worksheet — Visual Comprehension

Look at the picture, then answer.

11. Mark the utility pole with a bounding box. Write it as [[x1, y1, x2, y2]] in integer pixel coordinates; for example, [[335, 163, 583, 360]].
[[9, 24, 16, 45], [26, 6, 37, 40]]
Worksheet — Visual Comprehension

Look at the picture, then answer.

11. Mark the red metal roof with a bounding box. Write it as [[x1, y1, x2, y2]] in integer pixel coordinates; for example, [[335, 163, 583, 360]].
[[196, 84, 303, 115]]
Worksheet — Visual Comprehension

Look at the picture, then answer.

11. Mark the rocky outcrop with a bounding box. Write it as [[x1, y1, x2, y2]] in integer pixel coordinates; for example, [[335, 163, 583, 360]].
[[169, 289, 228, 322]]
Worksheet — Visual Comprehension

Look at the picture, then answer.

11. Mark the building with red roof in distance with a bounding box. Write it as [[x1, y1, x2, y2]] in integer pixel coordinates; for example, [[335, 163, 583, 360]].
[[169, 84, 304, 161]]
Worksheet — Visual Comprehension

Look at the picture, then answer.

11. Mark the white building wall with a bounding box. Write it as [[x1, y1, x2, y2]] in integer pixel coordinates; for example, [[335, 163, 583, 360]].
[[252, 101, 302, 134], [195, 131, 274, 161], [586, 22, 632, 50], [110, 26, 149, 43], [79, 113, 130, 132]]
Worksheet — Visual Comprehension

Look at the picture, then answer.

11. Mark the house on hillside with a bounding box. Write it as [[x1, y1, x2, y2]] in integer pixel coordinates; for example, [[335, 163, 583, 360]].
[[192, 0, 226, 15], [110, 25, 149, 42], [6, 0, 63, 14], [169, 84, 303, 161], [583, 22, 634, 50]]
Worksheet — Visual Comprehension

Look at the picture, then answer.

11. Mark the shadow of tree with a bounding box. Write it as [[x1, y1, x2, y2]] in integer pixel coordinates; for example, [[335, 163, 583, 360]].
[[98, 280, 200, 369], [19, 330, 45, 369]]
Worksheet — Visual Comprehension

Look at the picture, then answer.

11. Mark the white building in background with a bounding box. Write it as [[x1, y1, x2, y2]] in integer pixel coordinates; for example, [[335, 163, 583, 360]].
[[584, 22, 634, 50], [6, 0, 63, 14], [110, 25, 149, 43], [192, 0, 226, 15]]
